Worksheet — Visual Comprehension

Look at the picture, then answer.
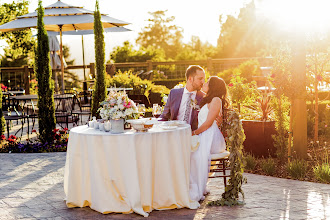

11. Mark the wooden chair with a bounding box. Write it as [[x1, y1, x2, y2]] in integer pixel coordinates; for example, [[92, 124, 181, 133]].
[[209, 151, 230, 187]]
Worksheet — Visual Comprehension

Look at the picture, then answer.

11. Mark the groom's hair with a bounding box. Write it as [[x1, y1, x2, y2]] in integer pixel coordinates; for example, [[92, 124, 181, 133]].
[[185, 65, 204, 80]]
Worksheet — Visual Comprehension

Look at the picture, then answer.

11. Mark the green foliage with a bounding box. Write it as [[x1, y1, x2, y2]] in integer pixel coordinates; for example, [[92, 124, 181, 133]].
[[0, 0, 35, 67], [91, 0, 107, 118], [270, 44, 295, 99], [175, 36, 217, 60], [35, 0, 56, 144], [209, 110, 246, 206], [0, 84, 5, 136], [228, 75, 258, 112], [109, 41, 165, 63], [105, 71, 169, 100], [245, 91, 275, 121], [307, 101, 330, 137], [313, 163, 330, 183], [244, 153, 257, 170], [271, 95, 290, 161], [217, 60, 261, 84], [261, 157, 276, 175], [136, 10, 183, 59], [217, 2, 273, 58], [287, 159, 308, 179]]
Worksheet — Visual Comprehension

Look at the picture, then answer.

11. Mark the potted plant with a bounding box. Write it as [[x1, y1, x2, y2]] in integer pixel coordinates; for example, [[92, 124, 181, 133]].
[[242, 89, 277, 157]]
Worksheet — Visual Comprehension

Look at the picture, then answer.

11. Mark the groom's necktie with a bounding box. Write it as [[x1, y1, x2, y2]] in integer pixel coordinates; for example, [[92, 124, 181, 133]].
[[183, 93, 193, 124]]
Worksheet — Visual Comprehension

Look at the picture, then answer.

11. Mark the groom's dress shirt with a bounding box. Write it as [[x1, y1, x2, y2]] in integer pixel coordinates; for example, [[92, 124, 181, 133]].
[[177, 87, 197, 123]]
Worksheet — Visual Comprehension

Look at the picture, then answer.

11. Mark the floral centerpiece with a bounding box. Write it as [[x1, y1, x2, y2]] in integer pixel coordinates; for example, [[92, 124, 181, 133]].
[[98, 91, 139, 120]]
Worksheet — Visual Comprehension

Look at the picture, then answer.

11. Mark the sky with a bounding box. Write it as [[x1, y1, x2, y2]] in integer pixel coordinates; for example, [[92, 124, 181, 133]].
[[0, 0, 250, 70]]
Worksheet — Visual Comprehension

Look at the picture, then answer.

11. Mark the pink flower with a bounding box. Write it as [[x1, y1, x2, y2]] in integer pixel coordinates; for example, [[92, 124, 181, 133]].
[[228, 83, 234, 87]]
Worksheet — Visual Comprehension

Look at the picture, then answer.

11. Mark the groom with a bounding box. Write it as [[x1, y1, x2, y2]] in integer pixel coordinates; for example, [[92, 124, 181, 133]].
[[160, 65, 205, 130]]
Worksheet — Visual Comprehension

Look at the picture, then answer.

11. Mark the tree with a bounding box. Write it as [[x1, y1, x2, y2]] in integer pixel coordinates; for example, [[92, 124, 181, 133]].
[[175, 36, 217, 60], [91, 0, 106, 118], [0, 0, 35, 67], [35, 0, 56, 143], [109, 41, 165, 63], [217, 1, 273, 58], [136, 10, 183, 59]]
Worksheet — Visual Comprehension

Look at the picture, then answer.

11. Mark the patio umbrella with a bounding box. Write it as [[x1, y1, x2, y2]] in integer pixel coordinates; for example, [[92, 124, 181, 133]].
[[47, 26, 131, 81], [0, 0, 129, 93]]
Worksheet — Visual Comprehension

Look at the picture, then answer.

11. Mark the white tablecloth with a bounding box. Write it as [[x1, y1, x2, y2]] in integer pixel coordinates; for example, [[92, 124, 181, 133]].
[[64, 125, 199, 217]]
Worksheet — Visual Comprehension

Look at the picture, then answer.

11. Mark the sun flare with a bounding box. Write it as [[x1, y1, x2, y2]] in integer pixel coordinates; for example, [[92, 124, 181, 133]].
[[258, 0, 330, 31]]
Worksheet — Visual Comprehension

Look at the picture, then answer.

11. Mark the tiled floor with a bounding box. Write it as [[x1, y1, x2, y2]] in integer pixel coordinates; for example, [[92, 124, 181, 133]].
[[0, 152, 329, 219]]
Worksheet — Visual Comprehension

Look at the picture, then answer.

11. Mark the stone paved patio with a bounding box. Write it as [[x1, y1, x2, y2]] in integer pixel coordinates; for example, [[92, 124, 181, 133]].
[[0, 153, 329, 219]]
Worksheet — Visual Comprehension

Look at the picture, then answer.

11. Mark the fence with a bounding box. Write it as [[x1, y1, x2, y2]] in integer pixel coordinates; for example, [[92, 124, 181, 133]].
[[0, 57, 273, 94]]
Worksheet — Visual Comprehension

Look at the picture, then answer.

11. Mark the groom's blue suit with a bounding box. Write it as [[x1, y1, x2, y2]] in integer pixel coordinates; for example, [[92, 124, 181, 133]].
[[160, 88, 204, 131]]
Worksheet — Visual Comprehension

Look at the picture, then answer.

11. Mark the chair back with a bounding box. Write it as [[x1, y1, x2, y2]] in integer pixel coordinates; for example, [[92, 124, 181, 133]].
[[54, 94, 75, 113]]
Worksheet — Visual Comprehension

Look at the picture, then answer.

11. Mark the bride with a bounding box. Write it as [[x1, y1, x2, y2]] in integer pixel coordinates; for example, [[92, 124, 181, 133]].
[[189, 76, 230, 202]]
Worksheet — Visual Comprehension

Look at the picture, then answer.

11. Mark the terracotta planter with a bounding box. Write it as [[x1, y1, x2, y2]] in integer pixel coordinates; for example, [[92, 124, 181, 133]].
[[242, 120, 277, 158]]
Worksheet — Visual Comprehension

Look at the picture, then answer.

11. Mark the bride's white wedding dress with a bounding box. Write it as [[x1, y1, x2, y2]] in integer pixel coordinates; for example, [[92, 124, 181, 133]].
[[189, 104, 226, 202]]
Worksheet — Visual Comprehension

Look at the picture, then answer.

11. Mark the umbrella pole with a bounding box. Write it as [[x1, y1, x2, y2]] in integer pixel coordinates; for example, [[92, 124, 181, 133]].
[[59, 25, 65, 94]]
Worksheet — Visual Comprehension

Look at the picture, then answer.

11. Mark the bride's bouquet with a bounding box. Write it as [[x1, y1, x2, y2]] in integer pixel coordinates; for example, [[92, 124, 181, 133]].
[[98, 91, 139, 120]]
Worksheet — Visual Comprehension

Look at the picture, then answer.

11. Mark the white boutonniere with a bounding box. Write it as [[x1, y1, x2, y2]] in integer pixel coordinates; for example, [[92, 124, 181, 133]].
[[190, 98, 200, 110]]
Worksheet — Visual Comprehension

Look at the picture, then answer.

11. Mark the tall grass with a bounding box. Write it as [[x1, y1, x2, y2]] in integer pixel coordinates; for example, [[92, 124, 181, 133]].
[[244, 153, 257, 170], [261, 158, 276, 175], [287, 159, 308, 180]]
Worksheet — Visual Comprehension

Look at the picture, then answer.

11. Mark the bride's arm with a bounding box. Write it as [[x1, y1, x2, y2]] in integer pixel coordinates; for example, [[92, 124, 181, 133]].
[[192, 97, 221, 136]]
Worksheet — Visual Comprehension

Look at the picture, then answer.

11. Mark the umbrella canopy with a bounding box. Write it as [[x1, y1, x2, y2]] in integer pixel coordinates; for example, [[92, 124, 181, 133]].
[[46, 26, 131, 80], [0, 1, 129, 32], [0, 0, 129, 93], [47, 26, 131, 36]]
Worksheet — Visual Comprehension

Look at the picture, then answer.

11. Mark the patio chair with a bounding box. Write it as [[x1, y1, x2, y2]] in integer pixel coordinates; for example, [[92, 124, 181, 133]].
[[54, 93, 79, 128], [209, 151, 230, 187], [72, 92, 91, 124], [3, 105, 29, 139]]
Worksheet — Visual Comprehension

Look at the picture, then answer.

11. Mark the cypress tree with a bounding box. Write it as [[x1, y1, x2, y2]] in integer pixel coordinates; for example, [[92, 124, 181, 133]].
[[0, 83, 5, 136], [35, 0, 56, 143], [91, 0, 107, 118]]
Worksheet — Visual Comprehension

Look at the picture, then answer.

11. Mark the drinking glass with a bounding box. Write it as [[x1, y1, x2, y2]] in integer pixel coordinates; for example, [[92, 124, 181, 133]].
[[137, 104, 146, 118], [152, 104, 162, 118]]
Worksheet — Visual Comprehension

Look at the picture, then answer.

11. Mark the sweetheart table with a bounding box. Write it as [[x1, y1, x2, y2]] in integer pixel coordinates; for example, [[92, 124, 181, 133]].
[[64, 124, 199, 217]]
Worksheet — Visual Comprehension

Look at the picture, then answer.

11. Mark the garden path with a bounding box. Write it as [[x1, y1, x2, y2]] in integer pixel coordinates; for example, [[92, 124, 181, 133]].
[[0, 153, 329, 219]]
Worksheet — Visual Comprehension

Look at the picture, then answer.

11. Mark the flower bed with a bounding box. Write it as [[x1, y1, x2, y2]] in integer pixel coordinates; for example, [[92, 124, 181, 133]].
[[0, 128, 68, 153], [244, 137, 330, 184]]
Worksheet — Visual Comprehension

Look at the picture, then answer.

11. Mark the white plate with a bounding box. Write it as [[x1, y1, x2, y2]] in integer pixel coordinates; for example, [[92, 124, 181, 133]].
[[159, 125, 178, 130]]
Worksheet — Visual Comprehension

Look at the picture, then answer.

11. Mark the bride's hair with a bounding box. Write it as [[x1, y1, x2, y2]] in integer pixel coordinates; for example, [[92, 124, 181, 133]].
[[200, 76, 231, 109]]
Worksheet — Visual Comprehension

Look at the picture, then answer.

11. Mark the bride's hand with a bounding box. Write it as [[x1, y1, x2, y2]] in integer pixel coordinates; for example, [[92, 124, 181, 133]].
[[215, 115, 223, 127], [192, 130, 197, 136]]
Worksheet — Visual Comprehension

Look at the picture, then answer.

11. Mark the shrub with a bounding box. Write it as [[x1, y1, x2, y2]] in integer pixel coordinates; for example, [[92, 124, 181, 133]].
[[244, 153, 257, 170], [261, 157, 276, 175], [217, 59, 261, 84], [105, 71, 169, 105], [35, 1, 56, 144], [313, 163, 330, 183], [287, 159, 308, 179], [91, 0, 107, 118]]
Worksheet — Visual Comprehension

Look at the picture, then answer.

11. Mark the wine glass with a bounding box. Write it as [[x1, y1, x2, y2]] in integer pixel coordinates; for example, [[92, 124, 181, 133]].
[[152, 104, 162, 118], [137, 104, 146, 118]]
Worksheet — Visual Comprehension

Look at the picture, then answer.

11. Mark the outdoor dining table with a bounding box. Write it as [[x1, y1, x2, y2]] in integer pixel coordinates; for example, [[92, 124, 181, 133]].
[[64, 124, 199, 217]]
